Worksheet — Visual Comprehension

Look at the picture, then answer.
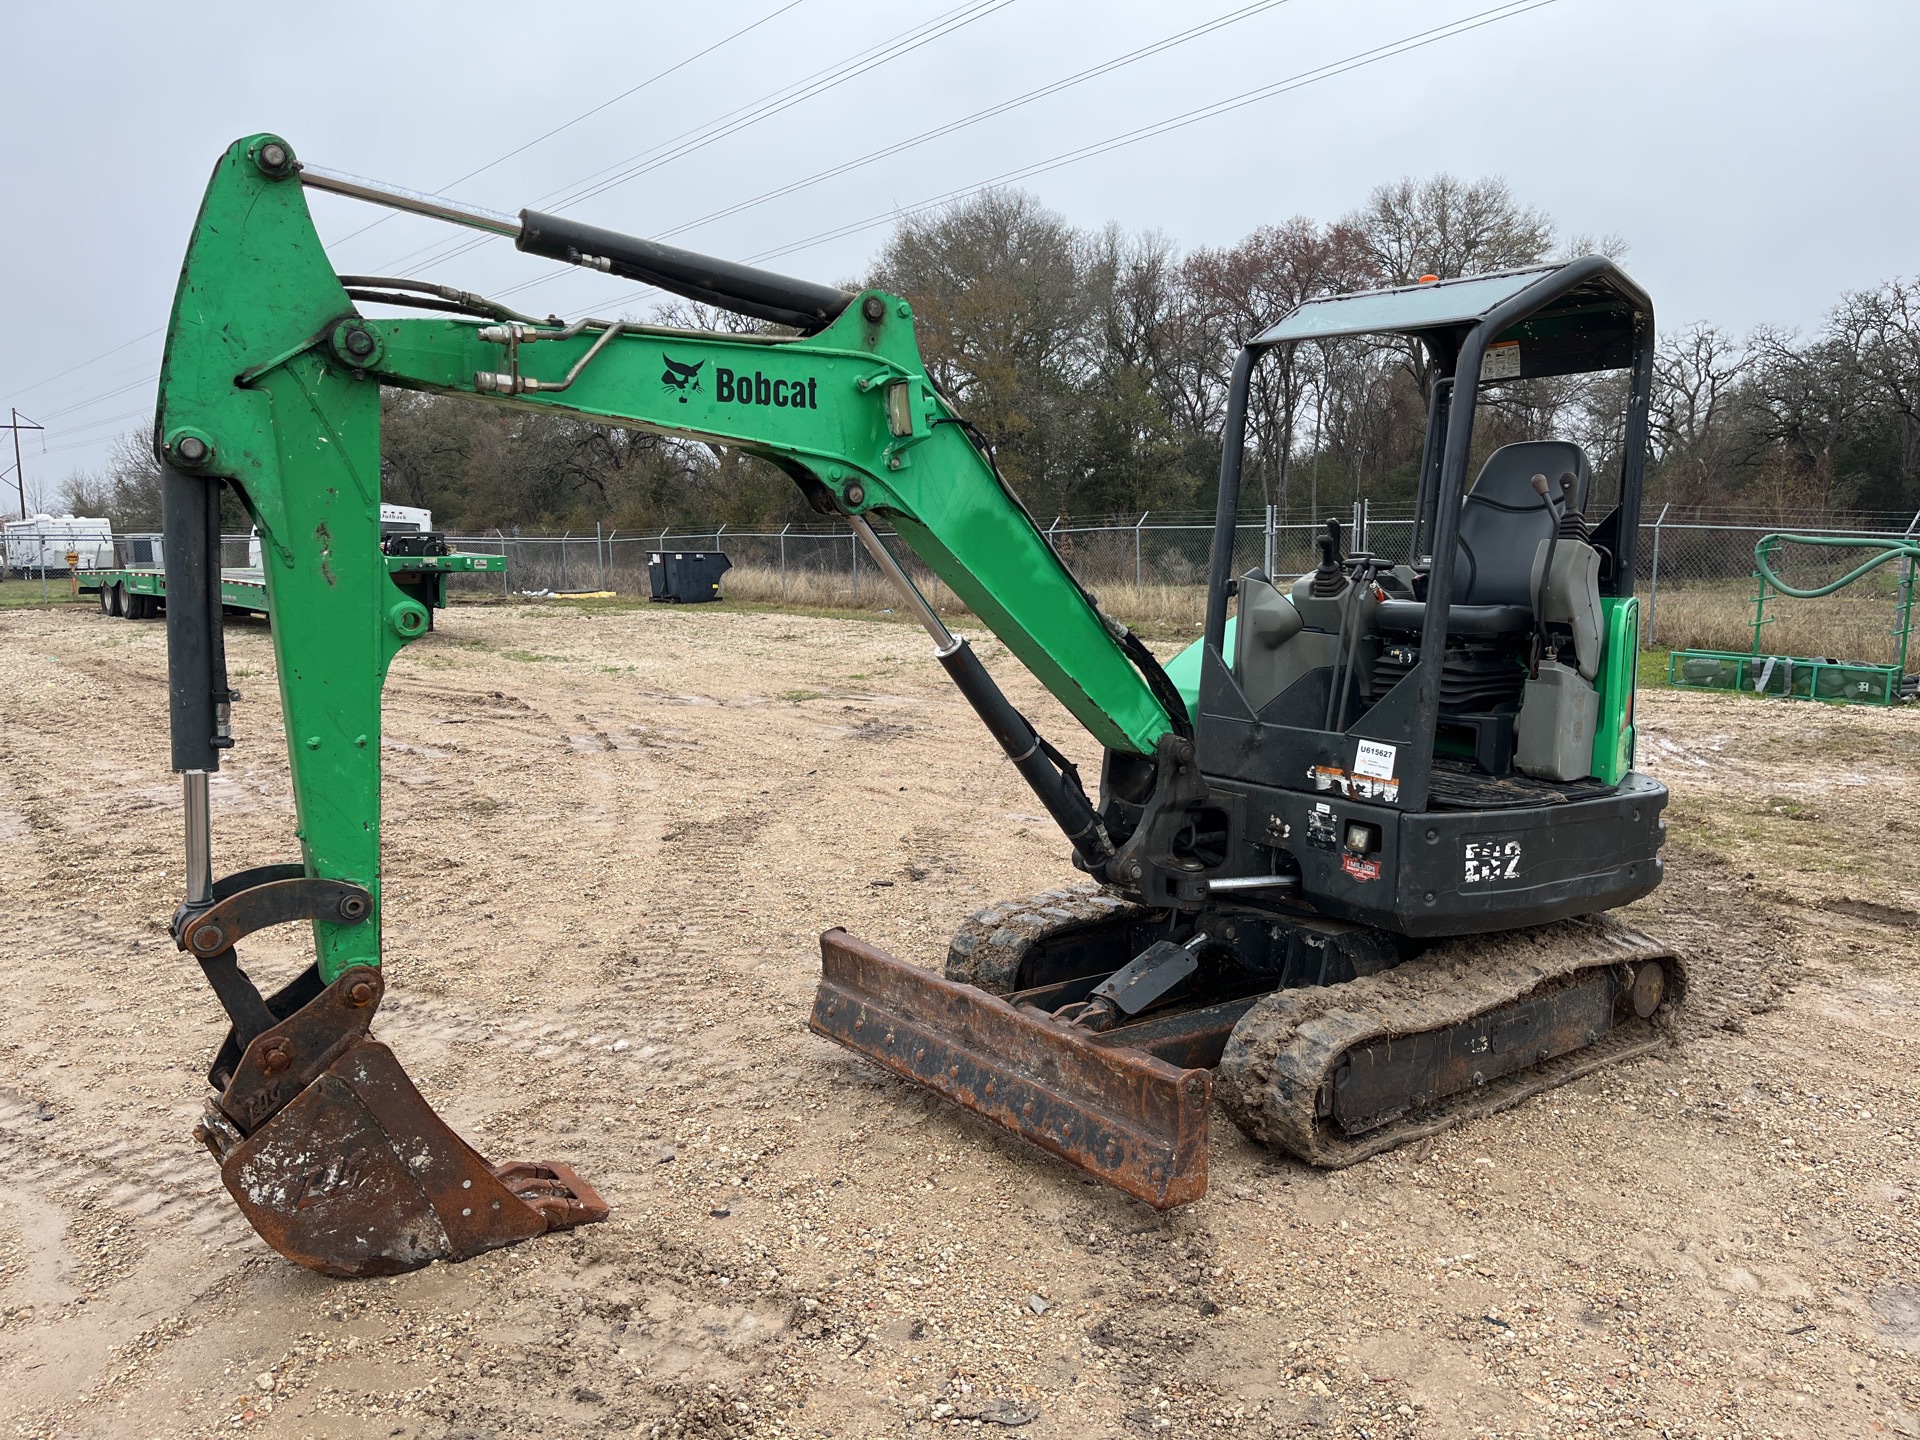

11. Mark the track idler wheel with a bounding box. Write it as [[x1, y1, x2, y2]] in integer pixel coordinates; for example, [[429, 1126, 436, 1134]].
[[193, 966, 608, 1278]]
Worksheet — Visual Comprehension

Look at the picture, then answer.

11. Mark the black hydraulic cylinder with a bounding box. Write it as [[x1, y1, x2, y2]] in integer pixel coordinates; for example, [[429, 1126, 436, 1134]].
[[517, 211, 852, 334], [936, 638, 1109, 866], [162, 465, 230, 773]]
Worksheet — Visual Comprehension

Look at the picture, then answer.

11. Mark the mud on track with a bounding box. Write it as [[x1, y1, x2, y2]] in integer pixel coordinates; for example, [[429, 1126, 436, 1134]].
[[1, 600, 1916, 1439]]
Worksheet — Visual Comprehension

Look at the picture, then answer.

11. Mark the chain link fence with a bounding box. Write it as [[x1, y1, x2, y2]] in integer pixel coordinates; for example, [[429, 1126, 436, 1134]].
[[437, 505, 1920, 669], [8, 508, 1916, 671]]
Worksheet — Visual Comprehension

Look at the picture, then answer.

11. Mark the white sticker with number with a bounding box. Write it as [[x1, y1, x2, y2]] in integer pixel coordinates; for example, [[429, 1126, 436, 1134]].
[[1463, 837, 1524, 884], [1353, 740, 1397, 780]]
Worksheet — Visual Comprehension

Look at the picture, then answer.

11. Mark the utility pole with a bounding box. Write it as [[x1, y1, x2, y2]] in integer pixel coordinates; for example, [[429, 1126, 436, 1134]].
[[3, 409, 45, 518]]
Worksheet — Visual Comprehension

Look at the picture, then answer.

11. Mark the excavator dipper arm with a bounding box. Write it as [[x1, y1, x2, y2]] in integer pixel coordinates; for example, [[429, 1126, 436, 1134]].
[[157, 135, 1188, 1272]]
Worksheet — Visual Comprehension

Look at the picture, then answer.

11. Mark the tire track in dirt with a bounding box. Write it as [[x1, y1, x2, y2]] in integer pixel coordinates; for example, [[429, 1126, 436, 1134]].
[[0, 1092, 252, 1252]]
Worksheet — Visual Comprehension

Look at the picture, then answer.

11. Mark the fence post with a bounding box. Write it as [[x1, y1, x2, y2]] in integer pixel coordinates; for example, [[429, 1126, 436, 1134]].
[[1135, 511, 1148, 588], [1263, 504, 1275, 577], [715, 522, 726, 554], [779, 522, 790, 600], [1645, 502, 1669, 648], [606, 528, 617, 592], [850, 529, 858, 600]]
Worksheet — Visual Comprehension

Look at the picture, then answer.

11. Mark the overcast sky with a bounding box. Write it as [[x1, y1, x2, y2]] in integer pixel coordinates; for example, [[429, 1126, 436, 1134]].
[[4, 0, 1916, 505]]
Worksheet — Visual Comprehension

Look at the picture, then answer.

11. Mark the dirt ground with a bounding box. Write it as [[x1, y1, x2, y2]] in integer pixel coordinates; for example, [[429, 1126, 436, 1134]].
[[1, 599, 1916, 1440]]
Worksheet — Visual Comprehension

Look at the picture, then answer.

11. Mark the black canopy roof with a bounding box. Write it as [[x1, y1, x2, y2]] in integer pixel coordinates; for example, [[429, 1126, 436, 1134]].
[[1253, 257, 1652, 381]]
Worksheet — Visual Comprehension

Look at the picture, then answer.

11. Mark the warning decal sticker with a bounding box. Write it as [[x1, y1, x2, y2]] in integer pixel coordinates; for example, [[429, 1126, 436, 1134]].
[[1480, 341, 1522, 382]]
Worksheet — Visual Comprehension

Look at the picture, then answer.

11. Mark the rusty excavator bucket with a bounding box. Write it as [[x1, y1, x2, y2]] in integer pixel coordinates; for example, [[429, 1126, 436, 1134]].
[[178, 870, 608, 1279]]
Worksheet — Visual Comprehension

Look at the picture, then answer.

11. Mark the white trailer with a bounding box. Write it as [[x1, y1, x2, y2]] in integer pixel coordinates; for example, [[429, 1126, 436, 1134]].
[[3, 515, 115, 576], [247, 503, 432, 568]]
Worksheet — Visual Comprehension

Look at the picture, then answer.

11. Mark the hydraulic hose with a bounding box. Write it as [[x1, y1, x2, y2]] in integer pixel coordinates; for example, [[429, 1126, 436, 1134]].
[[1753, 533, 1920, 599]]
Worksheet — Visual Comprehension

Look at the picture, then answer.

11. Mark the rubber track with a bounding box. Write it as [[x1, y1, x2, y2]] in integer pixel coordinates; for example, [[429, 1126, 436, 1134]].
[[1215, 913, 1686, 1168], [942, 882, 1154, 994]]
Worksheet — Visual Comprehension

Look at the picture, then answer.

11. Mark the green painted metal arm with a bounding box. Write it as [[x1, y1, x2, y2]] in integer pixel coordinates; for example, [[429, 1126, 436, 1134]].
[[156, 135, 1174, 982]]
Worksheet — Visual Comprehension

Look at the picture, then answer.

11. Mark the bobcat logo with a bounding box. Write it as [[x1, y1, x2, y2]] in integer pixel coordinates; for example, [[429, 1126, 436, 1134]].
[[661, 353, 705, 402]]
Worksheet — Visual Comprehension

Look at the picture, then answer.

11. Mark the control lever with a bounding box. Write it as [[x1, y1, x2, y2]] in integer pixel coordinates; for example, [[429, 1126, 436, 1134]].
[[1528, 473, 1562, 677]]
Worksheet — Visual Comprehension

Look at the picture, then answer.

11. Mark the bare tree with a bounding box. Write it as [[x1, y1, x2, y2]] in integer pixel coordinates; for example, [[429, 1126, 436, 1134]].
[[1345, 175, 1556, 408], [872, 188, 1095, 512], [1181, 218, 1374, 517], [1647, 322, 1751, 507], [1825, 278, 1920, 501], [58, 425, 165, 528], [1349, 175, 1555, 286]]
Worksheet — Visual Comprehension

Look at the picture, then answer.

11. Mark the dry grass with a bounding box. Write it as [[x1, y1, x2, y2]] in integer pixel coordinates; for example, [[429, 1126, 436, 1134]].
[[1652, 580, 1912, 665], [722, 564, 1212, 637], [726, 565, 1913, 664]]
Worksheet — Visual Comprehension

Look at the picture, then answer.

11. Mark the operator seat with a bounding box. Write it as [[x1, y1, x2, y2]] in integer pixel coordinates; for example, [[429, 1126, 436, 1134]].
[[1375, 439, 1593, 634]]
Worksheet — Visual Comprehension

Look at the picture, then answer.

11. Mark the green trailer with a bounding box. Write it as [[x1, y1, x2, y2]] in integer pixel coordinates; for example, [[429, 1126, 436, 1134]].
[[80, 550, 504, 621]]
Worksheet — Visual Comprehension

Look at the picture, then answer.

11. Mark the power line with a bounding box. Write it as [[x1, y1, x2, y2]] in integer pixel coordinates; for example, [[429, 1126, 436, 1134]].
[[17, 3, 820, 436], [544, 0, 1560, 316], [38, 409, 150, 453], [375, 0, 1015, 283], [550, 0, 1017, 214], [41, 0, 1006, 445], [3, 410, 44, 519], [326, 0, 810, 250], [744, 1, 1562, 264], [741, 2, 1566, 263], [30, 0, 1556, 460], [652, 0, 1300, 245], [37, 371, 160, 422], [0, 328, 161, 403], [482, 0, 1303, 305]]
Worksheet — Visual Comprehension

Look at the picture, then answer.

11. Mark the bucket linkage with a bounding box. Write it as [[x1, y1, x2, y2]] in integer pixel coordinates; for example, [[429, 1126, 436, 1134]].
[[177, 865, 607, 1278]]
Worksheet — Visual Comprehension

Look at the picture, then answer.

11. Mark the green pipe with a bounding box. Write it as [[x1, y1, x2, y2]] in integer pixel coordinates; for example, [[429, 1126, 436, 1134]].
[[1753, 532, 1920, 598]]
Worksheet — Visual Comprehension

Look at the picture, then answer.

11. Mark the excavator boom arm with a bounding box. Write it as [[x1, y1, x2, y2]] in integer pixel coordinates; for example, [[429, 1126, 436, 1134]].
[[152, 135, 1177, 1275]]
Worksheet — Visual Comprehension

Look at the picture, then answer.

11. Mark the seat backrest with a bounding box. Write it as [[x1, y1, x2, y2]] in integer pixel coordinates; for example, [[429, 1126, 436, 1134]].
[[1452, 440, 1592, 606]]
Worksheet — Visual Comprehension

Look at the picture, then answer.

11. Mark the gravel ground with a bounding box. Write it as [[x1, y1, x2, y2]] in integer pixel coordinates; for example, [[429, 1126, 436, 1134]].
[[0, 599, 1915, 1440]]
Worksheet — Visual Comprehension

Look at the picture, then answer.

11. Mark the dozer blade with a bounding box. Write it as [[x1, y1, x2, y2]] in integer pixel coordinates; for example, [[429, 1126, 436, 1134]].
[[810, 930, 1211, 1209], [194, 966, 608, 1278]]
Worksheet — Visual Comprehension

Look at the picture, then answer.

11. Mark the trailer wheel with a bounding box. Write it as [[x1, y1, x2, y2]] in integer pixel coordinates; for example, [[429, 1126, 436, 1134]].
[[129, 592, 152, 620], [97, 585, 113, 615], [106, 584, 124, 617]]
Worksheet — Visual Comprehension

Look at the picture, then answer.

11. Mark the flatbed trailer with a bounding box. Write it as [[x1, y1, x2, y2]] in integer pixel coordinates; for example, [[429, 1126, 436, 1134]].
[[80, 550, 505, 621]]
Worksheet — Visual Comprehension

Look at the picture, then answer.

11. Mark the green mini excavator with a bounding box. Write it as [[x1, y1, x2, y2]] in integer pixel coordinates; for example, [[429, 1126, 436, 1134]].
[[155, 135, 1680, 1277]]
